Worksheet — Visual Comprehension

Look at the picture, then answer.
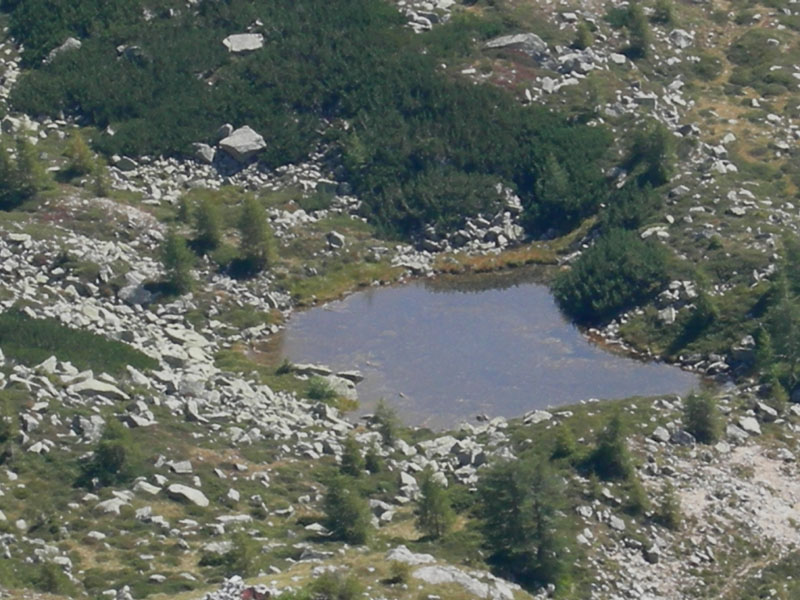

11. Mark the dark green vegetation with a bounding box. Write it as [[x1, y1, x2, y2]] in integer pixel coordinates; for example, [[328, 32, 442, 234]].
[[322, 475, 373, 544], [76, 419, 150, 488], [163, 191, 278, 283], [7, 0, 621, 238], [0, 137, 53, 209], [0, 309, 157, 374], [553, 229, 670, 323], [682, 391, 720, 444], [416, 467, 455, 539], [160, 227, 195, 294], [478, 456, 574, 590]]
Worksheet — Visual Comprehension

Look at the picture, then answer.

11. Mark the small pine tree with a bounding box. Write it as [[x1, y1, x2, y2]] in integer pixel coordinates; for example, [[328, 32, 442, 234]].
[[91, 162, 111, 197], [374, 399, 399, 446], [626, 2, 652, 58], [479, 457, 574, 587], [416, 467, 455, 539], [365, 444, 384, 473], [683, 291, 718, 337], [573, 22, 594, 50], [238, 196, 274, 273], [655, 483, 681, 530], [340, 435, 365, 477], [65, 131, 95, 177], [161, 228, 195, 294], [195, 196, 223, 251], [177, 196, 193, 223], [0, 146, 19, 208], [588, 413, 632, 480], [625, 475, 650, 516], [682, 391, 720, 444], [755, 327, 776, 374], [628, 121, 676, 186], [323, 475, 372, 544], [551, 425, 578, 460], [15, 137, 51, 198], [78, 420, 143, 488]]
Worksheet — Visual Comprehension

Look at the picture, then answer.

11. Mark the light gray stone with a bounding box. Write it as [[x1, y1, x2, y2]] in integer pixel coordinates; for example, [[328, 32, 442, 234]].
[[166, 484, 209, 507], [738, 416, 762, 436], [219, 126, 266, 162], [386, 545, 435, 565]]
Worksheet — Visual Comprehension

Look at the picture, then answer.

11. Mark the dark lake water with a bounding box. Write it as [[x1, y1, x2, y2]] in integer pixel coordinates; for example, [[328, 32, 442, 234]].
[[276, 270, 700, 428]]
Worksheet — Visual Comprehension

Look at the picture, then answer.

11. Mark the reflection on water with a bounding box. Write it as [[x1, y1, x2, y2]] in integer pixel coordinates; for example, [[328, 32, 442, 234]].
[[276, 269, 700, 428]]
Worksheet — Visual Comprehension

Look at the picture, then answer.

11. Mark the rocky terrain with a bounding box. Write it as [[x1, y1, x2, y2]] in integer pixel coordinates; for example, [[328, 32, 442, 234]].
[[4, 0, 800, 599]]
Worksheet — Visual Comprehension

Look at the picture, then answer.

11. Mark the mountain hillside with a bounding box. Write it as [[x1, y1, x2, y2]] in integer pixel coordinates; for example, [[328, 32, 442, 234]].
[[1, 1, 800, 599]]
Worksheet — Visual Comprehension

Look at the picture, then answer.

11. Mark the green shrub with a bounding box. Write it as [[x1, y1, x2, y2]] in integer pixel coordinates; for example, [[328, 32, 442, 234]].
[[0, 308, 157, 374], [31, 562, 78, 596], [626, 2, 652, 59], [322, 476, 372, 544], [385, 561, 411, 585], [199, 532, 260, 577], [654, 483, 681, 530], [296, 189, 334, 213], [308, 376, 338, 402], [194, 196, 223, 252], [77, 420, 147, 488], [63, 131, 96, 177], [572, 22, 594, 50], [236, 196, 275, 276], [601, 184, 661, 232], [626, 121, 676, 187], [691, 51, 724, 81], [727, 30, 781, 67], [374, 399, 399, 446], [161, 228, 195, 294], [340, 435, 365, 477], [683, 392, 721, 444], [308, 572, 364, 600], [551, 425, 578, 461], [0, 137, 51, 209], [586, 414, 632, 481], [625, 476, 650, 516], [364, 444, 384, 473], [651, 0, 674, 24], [553, 229, 670, 323], [415, 467, 454, 539]]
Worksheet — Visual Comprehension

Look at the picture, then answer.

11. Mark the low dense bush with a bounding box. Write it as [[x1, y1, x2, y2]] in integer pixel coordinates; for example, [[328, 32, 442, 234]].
[[76, 420, 148, 488], [585, 413, 633, 480], [0, 138, 52, 210], [7, 0, 614, 238], [0, 308, 157, 374], [307, 376, 338, 402], [727, 30, 782, 67], [553, 229, 670, 323]]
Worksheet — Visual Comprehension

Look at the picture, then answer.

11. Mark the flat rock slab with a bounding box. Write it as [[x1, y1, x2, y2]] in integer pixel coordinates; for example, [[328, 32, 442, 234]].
[[69, 379, 129, 401], [166, 484, 209, 507], [222, 33, 264, 53]]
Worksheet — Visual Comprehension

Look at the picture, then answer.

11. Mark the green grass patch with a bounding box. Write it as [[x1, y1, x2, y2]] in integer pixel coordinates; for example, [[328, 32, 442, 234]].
[[0, 309, 157, 374]]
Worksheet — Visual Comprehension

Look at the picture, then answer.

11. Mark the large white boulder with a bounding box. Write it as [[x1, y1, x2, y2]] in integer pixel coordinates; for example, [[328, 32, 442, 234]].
[[223, 34, 264, 53], [218, 126, 266, 162], [167, 484, 209, 507]]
